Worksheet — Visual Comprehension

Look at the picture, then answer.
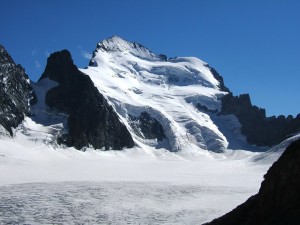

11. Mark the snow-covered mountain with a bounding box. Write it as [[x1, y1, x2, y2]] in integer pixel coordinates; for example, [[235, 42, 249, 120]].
[[81, 36, 300, 153], [81, 36, 230, 152], [1, 36, 300, 154]]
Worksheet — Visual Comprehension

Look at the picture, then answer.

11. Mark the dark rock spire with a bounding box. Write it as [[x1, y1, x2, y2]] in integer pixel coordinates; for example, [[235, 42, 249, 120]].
[[39, 49, 134, 150]]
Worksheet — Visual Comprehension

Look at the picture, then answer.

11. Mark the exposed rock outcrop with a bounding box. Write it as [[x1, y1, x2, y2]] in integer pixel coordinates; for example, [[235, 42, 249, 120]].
[[205, 139, 300, 225], [205, 64, 230, 92], [129, 112, 166, 141], [221, 93, 300, 147], [0, 45, 36, 136], [39, 50, 134, 150]]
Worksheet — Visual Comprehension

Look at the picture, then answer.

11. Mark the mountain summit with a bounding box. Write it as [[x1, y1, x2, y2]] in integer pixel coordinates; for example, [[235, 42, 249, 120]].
[[96, 36, 154, 54], [89, 36, 165, 67]]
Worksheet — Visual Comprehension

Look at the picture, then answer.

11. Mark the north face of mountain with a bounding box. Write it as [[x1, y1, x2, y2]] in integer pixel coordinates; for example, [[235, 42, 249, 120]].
[[38, 50, 134, 150], [205, 139, 300, 225], [0, 45, 36, 136], [81, 36, 230, 152]]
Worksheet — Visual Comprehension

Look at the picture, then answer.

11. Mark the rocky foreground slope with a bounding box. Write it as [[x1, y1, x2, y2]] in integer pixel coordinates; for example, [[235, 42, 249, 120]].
[[205, 139, 300, 225]]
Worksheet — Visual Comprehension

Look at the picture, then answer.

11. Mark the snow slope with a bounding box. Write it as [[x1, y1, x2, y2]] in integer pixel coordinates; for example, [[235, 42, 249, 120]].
[[81, 36, 232, 153], [19, 78, 68, 145], [252, 133, 300, 164]]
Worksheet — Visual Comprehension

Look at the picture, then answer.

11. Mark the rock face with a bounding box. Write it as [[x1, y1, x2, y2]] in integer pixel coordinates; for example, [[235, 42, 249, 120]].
[[205, 139, 300, 225], [129, 112, 166, 141], [0, 45, 36, 135], [221, 93, 300, 147], [39, 50, 134, 150]]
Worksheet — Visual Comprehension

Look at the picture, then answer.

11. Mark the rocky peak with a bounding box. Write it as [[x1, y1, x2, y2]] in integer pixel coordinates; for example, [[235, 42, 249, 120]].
[[38, 50, 78, 84], [96, 35, 149, 53], [89, 36, 163, 66], [0, 45, 15, 65]]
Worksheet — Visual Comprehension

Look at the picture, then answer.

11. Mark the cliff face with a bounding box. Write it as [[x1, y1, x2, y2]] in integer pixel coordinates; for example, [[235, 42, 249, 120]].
[[0, 45, 36, 136], [38, 50, 134, 150], [205, 139, 300, 225], [221, 93, 300, 147]]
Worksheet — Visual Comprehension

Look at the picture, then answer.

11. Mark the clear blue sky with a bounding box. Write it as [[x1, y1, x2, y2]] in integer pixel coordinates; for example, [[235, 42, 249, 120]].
[[1, 0, 299, 117]]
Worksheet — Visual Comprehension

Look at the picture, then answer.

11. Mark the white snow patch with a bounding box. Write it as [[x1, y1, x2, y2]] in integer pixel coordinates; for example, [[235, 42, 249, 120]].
[[24, 78, 68, 144]]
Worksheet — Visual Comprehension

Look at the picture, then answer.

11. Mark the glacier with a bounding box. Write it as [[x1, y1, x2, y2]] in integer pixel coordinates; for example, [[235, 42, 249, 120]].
[[0, 135, 270, 224]]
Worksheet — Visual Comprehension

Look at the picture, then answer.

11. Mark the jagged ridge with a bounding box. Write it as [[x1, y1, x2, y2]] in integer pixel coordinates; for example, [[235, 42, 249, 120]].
[[221, 93, 300, 147]]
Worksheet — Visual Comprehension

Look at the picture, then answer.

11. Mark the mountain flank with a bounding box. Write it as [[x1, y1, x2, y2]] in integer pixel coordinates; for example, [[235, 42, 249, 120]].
[[0, 45, 36, 136]]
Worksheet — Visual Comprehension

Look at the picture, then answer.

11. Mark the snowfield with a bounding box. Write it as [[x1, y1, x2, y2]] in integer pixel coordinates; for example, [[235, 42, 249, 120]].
[[0, 182, 261, 224], [0, 134, 272, 224]]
